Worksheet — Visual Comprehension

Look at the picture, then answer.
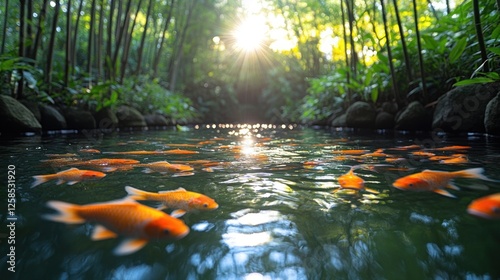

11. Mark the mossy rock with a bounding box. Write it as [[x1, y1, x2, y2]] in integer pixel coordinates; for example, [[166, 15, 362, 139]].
[[64, 109, 96, 130], [345, 101, 376, 128], [39, 104, 67, 130], [484, 93, 500, 135], [144, 114, 170, 127], [116, 106, 146, 127], [93, 107, 119, 130], [0, 95, 41, 133]]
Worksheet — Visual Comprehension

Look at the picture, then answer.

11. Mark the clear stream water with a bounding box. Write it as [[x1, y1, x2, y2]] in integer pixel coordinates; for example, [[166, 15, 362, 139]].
[[1, 124, 500, 279]]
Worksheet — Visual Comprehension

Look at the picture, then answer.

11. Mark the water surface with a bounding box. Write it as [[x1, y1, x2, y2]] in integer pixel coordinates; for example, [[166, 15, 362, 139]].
[[1, 125, 500, 279]]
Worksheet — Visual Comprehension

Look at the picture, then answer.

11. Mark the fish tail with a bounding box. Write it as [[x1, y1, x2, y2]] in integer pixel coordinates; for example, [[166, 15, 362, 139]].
[[43, 200, 85, 224], [31, 174, 54, 188], [454, 168, 500, 182], [125, 186, 151, 201]]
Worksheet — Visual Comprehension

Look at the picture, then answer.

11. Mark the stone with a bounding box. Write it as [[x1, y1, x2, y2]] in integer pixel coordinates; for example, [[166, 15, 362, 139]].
[[375, 111, 394, 129], [331, 113, 347, 127], [39, 104, 67, 130], [116, 106, 146, 127], [20, 99, 42, 122], [395, 101, 430, 130], [484, 92, 500, 135], [64, 109, 96, 130], [432, 83, 500, 132], [0, 95, 42, 133], [144, 114, 170, 127], [93, 107, 119, 130], [345, 101, 376, 128]]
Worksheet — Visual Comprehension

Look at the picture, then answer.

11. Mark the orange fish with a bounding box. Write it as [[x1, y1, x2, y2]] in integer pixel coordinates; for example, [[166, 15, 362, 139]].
[[45, 153, 78, 158], [165, 144, 200, 148], [332, 149, 370, 155], [41, 157, 82, 167], [43, 198, 189, 255], [467, 193, 500, 219], [439, 155, 469, 164], [75, 158, 140, 172], [392, 167, 493, 198], [361, 149, 388, 158], [163, 149, 199, 155], [79, 148, 101, 154], [388, 144, 421, 151], [432, 145, 471, 151], [32, 168, 106, 188], [411, 151, 436, 157], [335, 168, 379, 194], [138, 161, 194, 173], [125, 186, 219, 217], [103, 150, 164, 155]]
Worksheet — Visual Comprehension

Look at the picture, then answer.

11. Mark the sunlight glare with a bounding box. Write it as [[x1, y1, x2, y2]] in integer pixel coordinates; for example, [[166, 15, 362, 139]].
[[233, 16, 267, 52]]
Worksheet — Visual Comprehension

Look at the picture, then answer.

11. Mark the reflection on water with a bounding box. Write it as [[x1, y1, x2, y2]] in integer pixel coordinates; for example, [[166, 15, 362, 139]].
[[1, 125, 500, 279]]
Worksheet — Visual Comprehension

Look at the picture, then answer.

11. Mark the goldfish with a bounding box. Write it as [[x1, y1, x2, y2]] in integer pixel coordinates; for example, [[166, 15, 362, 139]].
[[334, 167, 379, 194], [103, 150, 167, 155], [411, 151, 436, 157], [439, 155, 469, 164], [125, 186, 218, 217], [361, 149, 388, 158], [32, 168, 106, 188], [392, 167, 494, 198], [79, 148, 101, 154], [138, 161, 194, 173], [45, 153, 78, 158], [432, 145, 471, 151], [43, 198, 189, 255], [163, 149, 199, 155], [164, 144, 199, 148], [388, 144, 421, 151], [332, 149, 370, 155], [467, 193, 500, 219], [75, 158, 140, 171]]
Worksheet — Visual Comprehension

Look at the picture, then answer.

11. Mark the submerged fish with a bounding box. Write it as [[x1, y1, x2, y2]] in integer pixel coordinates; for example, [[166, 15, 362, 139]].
[[467, 193, 500, 219], [138, 161, 194, 173], [432, 145, 471, 151], [32, 168, 106, 188], [335, 168, 379, 194], [125, 186, 218, 217], [74, 158, 140, 171], [392, 167, 494, 198], [43, 198, 189, 255], [332, 149, 370, 155]]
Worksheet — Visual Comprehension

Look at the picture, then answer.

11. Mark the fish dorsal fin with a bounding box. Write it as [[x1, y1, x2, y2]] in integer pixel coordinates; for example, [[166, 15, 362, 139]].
[[159, 187, 186, 194], [433, 189, 456, 198], [66, 167, 79, 171], [113, 238, 149, 255], [91, 225, 118, 240], [67, 181, 79, 185]]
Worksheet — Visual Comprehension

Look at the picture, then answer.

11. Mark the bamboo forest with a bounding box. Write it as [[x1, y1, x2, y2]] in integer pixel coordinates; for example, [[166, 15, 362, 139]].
[[1, 0, 499, 132]]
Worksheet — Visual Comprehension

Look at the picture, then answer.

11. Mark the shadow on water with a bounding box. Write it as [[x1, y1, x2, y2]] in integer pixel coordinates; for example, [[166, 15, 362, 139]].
[[1, 125, 500, 279]]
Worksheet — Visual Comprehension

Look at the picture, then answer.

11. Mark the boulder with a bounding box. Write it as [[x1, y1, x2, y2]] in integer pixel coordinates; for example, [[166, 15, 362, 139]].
[[144, 114, 170, 127], [0, 95, 42, 133], [375, 111, 394, 129], [331, 113, 347, 127], [345, 101, 376, 128], [39, 104, 67, 130], [484, 92, 500, 135], [116, 106, 146, 127], [432, 83, 500, 132], [64, 109, 96, 130], [93, 107, 119, 130], [20, 100, 42, 122], [395, 101, 430, 130]]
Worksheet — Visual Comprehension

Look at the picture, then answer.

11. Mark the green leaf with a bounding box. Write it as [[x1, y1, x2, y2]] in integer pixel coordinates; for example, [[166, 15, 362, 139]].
[[453, 77, 495, 86], [449, 38, 467, 63], [488, 47, 500, 56]]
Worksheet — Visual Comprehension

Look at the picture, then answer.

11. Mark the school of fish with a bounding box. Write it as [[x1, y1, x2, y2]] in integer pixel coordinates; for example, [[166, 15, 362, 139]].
[[33, 137, 500, 257]]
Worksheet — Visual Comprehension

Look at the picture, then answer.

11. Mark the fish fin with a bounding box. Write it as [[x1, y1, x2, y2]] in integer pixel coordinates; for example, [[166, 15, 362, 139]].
[[364, 187, 380, 194], [67, 181, 79, 185], [142, 168, 153, 174], [31, 175, 50, 188], [113, 238, 149, 256], [453, 168, 500, 182], [102, 167, 117, 172], [446, 182, 460, 190], [156, 204, 168, 211], [42, 200, 85, 224], [159, 187, 187, 194], [433, 189, 456, 198], [91, 225, 118, 240], [56, 179, 65, 185], [171, 209, 187, 218], [124, 186, 149, 201]]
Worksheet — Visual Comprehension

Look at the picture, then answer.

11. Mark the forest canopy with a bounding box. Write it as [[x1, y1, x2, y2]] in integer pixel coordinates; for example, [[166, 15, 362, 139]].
[[1, 0, 499, 124]]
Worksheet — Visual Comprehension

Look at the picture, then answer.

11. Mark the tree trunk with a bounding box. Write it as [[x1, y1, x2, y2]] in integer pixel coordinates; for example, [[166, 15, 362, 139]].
[[87, 0, 96, 85], [1, 0, 8, 54], [105, 0, 116, 80], [112, 0, 132, 76], [473, 0, 490, 72], [97, 0, 105, 80], [380, 0, 400, 104], [72, 0, 84, 75], [18, 0, 26, 99], [64, 0, 72, 87], [45, 0, 60, 95], [340, 0, 351, 104], [135, 0, 154, 75], [30, 0, 48, 61], [153, 0, 175, 77], [392, 0, 412, 81], [120, 0, 144, 82], [412, 0, 427, 100]]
